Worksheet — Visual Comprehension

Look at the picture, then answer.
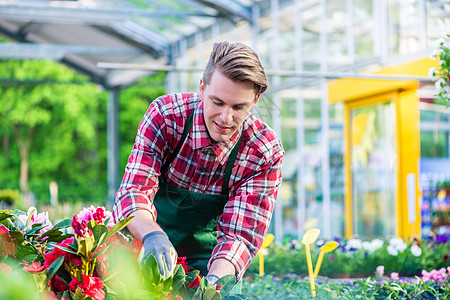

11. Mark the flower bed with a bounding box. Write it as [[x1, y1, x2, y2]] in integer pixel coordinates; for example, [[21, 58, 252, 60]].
[[1, 206, 449, 299], [246, 237, 450, 278]]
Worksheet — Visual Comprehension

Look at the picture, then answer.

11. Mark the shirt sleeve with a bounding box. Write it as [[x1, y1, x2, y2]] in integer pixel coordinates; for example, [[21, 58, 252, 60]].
[[112, 97, 172, 223], [208, 144, 284, 281]]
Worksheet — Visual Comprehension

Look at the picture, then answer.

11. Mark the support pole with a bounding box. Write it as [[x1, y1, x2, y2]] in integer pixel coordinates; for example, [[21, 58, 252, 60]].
[[107, 88, 120, 207]]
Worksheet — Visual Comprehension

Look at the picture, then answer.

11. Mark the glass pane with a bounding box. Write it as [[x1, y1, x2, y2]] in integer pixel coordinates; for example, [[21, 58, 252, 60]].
[[350, 100, 396, 239]]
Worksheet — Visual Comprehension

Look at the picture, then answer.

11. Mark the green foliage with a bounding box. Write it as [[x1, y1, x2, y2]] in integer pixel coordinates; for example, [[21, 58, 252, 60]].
[[0, 57, 167, 206], [430, 35, 450, 105], [242, 275, 450, 300]]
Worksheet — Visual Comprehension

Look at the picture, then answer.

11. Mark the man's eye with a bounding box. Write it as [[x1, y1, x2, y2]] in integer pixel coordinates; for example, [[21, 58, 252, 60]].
[[234, 106, 244, 110], [213, 100, 223, 106]]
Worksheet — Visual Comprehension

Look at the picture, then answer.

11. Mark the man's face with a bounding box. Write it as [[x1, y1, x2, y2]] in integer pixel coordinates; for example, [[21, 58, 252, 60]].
[[200, 70, 260, 143]]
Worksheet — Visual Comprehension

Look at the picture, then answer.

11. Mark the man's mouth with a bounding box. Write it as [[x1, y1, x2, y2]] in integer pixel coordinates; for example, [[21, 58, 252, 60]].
[[214, 121, 232, 132]]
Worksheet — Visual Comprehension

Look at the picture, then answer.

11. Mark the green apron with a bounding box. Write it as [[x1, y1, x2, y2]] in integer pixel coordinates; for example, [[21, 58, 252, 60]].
[[154, 113, 242, 276]]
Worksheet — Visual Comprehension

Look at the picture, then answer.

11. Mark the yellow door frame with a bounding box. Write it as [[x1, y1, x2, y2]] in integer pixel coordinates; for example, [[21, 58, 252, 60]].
[[329, 57, 438, 240]]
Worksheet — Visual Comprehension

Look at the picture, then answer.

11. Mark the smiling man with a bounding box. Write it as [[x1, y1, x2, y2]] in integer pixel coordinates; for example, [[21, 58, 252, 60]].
[[113, 41, 284, 290]]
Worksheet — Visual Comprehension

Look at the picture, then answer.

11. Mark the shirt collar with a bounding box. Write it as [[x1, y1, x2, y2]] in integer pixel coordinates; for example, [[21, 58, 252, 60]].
[[192, 99, 242, 165]]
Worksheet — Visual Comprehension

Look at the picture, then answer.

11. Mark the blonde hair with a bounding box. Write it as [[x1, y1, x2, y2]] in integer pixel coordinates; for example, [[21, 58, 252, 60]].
[[202, 41, 268, 94]]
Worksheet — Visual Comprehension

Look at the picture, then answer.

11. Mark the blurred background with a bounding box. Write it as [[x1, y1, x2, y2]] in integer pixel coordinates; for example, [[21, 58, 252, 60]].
[[0, 0, 449, 243]]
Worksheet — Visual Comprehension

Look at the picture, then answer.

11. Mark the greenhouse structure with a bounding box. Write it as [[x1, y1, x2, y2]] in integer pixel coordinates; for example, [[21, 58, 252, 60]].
[[1, 0, 449, 243]]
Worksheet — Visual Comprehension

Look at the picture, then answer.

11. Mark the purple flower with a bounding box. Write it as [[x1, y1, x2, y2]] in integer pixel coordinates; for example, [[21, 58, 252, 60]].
[[329, 254, 335, 261], [435, 235, 448, 244]]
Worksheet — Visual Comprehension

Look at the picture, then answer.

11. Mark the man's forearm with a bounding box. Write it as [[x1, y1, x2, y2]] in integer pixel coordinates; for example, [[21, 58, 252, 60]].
[[128, 210, 163, 240], [208, 258, 235, 279]]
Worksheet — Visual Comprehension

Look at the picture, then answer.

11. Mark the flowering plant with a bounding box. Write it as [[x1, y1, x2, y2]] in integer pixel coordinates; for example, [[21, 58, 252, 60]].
[[429, 35, 450, 104], [0, 206, 238, 300]]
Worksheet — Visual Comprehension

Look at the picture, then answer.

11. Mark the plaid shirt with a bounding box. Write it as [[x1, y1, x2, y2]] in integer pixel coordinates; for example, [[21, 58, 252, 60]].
[[113, 93, 284, 279]]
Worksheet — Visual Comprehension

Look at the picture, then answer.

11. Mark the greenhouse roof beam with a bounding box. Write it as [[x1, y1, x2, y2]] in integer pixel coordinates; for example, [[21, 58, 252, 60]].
[[0, 3, 221, 22], [193, 0, 252, 21], [0, 43, 143, 60]]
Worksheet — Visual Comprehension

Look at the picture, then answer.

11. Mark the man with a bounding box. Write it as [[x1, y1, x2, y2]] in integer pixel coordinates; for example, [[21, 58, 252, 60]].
[[112, 41, 284, 286]]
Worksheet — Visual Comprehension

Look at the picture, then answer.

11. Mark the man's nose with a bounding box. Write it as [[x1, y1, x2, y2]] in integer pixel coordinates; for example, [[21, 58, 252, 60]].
[[220, 107, 233, 123]]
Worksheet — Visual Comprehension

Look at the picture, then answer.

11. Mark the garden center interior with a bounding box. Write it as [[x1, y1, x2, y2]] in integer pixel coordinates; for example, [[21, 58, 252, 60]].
[[1, 0, 449, 242]]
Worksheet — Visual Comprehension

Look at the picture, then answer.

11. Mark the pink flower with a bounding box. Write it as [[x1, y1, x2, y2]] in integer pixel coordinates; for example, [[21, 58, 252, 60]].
[[72, 206, 115, 237], [390, 272, 399, 280], [18, 207, 53, 234], [0, 224, 17, 257], [376, 265, 384, 276], [77, 206, 114, 228], [70, 274, 105, 300], [22, 260, 45, 273]]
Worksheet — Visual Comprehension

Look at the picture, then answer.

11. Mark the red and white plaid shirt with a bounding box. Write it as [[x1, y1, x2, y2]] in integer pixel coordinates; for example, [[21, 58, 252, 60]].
[[113, 93, 284, 279]]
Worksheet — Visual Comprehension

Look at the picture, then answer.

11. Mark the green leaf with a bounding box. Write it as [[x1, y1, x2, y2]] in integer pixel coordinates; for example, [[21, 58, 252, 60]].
[[203, 287, 221, 300], [172, 265, 186, 290], [91, 244, 110, 260], [186, 270, 200, 282], [141, 254, 161, 285], [106, 216, 133, 239], [0, 212, 13, 222], [53, 219, 72, 229], [89, 224, 108, 249], [161, 276, 173, 291], [53, 244, 78, 255], [9, 230, 25, 244], [10, 209, 26, 216], [215, 275, 236, 298], [44, 255, 65, 286], [77, 235, 95, 257]]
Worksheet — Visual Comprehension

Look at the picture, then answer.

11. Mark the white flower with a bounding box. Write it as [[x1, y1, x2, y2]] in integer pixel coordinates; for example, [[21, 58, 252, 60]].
[[411, 244, 422, 257], [260, 248, 269, 256], [435, 78, 446, 89], [362, 239, 384, 253], [388, 237, 407, 255], [345, 238, 362, 251], [429, 67, 438, 78], [387, 245, 399, 256], [17, 207, 53, 234], [430, 48, 442, 59], [436, 38, 446, 48]]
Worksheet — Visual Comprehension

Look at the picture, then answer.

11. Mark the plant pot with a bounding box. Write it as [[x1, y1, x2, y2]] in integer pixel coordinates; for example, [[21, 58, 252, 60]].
[[329, 273, 351, 279]]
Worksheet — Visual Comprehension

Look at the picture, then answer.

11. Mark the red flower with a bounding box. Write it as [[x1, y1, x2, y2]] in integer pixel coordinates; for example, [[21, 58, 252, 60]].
[[215, 284, 222, 291], [0, 224, 17, 257], [189, 275, 202, 288], [70, 274, 105, 300], [22, 260, 45, 273], [72, 215, 88, 237], [0, 263, 12, 276], [176, 256, 189, 273], [93, 207, 106, 224], [44, 238, 82, 269], [50, 275, 67, 293]]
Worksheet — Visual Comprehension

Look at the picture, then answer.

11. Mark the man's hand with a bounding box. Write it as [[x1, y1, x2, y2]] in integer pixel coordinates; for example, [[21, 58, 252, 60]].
[[142, 231, 177, 277]]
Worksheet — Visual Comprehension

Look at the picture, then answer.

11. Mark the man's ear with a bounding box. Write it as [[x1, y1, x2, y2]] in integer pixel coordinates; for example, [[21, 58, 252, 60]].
[[199, 79, 204, 97], [251, 92, 262, 110]]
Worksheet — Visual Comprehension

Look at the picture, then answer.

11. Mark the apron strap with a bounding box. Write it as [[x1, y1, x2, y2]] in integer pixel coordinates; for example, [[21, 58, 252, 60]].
[[221, 133, 242, 195], [160, 113, 194, 173], [160, 111, 242, 196]]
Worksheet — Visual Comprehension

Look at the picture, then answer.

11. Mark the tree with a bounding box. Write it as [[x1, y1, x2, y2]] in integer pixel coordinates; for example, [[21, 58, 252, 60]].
[[0, 59, 106, 206]]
